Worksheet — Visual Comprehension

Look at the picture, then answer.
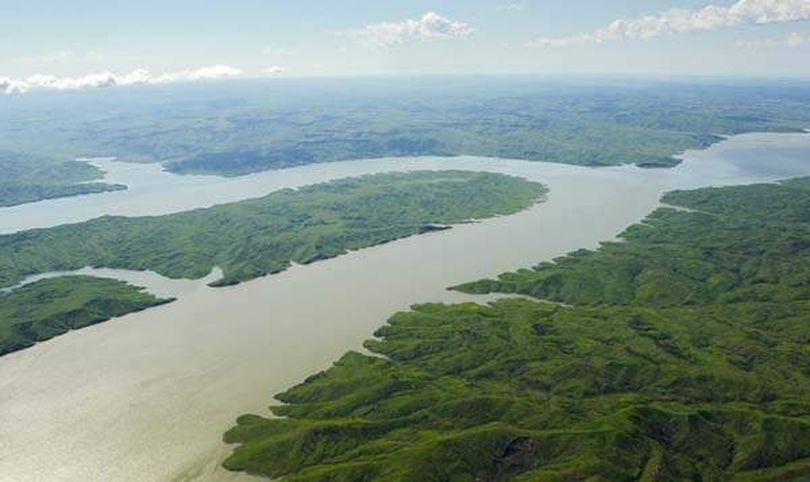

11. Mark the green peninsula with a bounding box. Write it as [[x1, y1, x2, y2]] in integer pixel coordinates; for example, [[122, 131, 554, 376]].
[[0, 151, 125, 207], [0, 276, 170, 356], [223, 178, 810, 481], [0, 171, 544, 288]]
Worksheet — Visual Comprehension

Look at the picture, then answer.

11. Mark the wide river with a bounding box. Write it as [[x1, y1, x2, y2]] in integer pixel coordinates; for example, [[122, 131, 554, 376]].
[[0, 133, 808, 481]]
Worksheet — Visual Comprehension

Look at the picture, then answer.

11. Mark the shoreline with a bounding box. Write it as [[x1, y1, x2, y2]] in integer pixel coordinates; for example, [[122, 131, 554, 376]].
[[0, 132, 807, 481]]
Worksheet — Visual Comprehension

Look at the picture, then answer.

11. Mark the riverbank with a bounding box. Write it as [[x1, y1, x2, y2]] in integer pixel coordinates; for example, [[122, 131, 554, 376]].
[[0, 171, 542, 357], [223, 179, 810, 480], [0, 133, 807, 481]]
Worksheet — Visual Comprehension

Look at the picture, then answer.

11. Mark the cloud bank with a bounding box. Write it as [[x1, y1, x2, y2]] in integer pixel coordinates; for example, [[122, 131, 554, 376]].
[[339, 11, 474, 47], [1, 64, 243, 94], [528, 0, 810, 48]]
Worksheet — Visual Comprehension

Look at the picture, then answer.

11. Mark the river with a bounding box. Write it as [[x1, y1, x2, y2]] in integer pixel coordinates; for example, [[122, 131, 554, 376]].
[[0, 132, 807, 481]]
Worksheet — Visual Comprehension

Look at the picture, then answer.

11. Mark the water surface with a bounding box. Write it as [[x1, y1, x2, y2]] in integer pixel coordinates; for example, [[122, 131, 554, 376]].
[[0, 133, 807, 482], [1, 267, 223, 299]]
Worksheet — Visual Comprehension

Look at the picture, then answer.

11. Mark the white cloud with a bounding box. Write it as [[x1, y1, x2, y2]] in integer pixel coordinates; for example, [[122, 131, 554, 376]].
[[339, 11, 474, 47], [737, 30, 809, 47], [151, 64, 243, 83], [24, 72, 118, 90], [528, 0, 810, 48], [0, 77, 28, 94], [1, 65, 243, 94], [261, 66, 286, 75]]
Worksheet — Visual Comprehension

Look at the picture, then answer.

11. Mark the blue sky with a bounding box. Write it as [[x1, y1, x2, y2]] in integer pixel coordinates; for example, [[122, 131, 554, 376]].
[[1, 0, 809, 92]]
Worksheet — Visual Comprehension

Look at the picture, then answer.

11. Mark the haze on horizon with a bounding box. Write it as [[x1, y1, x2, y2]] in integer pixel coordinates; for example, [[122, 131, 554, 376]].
[[1, 0, 809, 95]]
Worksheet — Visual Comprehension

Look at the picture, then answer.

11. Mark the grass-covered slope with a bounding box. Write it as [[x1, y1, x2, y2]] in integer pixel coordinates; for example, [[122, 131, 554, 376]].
[[2, 80, 808, 177], [456, 177, 810, 307], [0, 171, 544, 288], [0, 151, 125, 207], [141, 82, 810, 175], [223, 178, 810, 481], [0, 276, 171, 356]]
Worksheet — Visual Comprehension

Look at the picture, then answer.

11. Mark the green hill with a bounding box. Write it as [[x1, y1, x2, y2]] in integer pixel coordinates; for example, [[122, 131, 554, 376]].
[[223, 178, 810, 481], [0, 151, 125, 207], [0, 276, 171, 356]]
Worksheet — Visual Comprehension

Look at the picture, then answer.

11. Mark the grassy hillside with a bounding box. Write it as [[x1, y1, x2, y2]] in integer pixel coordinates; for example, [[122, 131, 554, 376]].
[[0, 151, 125, 207], [87, 81, 810, 174], [0, 171, 545, 288], [1, 79, 808, 177], [222, 178, 810, 481], [456, 177, 810, 307], [0, 276, 170, 356]]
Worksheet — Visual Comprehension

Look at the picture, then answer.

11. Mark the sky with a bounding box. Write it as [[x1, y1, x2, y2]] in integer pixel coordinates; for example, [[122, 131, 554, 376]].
[[1, 0, 809, 93]]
